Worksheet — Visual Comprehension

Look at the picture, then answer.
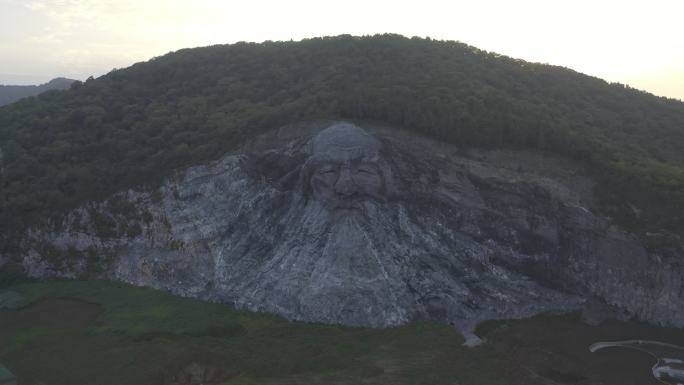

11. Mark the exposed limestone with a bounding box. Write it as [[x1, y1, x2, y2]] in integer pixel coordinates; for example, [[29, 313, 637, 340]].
[[17, 121, 684, 337]]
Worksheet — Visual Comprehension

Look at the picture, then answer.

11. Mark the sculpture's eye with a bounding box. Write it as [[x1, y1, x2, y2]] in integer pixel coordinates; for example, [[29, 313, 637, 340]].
[[318, 166, 337, 175], [356, 166, 376, 175]]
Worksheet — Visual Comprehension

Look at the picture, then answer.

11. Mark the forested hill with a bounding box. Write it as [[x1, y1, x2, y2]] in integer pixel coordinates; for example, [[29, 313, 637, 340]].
[[1, 34, 683, 252], [0, 77, 75, 107]]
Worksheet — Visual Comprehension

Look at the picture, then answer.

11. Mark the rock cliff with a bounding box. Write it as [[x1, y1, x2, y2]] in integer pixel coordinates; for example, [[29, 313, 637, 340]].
[[18, 121, 684, 340]]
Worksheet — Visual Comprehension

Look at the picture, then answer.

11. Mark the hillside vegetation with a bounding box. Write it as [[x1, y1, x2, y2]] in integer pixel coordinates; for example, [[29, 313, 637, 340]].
[[1, 34, 683, 253]]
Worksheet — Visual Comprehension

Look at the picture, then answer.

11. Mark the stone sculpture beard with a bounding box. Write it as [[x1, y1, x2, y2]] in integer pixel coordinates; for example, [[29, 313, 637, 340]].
[[226, 189, 415, 327], [224, 178, 515, 333]]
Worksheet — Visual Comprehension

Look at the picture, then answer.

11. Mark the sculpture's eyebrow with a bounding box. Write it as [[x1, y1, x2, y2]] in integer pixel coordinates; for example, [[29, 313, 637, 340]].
[[311, 152, 378, 167], [313, 157, 340, 165], [317, 163, 337, 171]]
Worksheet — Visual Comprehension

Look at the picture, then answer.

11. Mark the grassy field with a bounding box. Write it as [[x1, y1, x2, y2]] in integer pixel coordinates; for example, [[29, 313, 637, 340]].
[[0, 280, 680, 385]]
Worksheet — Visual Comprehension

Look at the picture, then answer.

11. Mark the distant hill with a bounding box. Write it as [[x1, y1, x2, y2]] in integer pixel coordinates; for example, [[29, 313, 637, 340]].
[[0, 77, 76, 106], [0, 34, 683, 250]]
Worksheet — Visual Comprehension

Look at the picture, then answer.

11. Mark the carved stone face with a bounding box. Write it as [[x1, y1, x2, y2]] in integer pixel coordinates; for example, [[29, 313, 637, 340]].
[[309, 124, 385, 214]]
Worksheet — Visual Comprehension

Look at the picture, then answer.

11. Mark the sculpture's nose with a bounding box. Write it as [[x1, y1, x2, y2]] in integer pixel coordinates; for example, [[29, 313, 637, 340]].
[[334, 169, 357, 197]]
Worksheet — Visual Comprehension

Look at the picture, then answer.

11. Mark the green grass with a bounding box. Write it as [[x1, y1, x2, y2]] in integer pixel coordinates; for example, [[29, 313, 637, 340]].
[[0, 280, 511, 385], [10, 279, 282, 336]]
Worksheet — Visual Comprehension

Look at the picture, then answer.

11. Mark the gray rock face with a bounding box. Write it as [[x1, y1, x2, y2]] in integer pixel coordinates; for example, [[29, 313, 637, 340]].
[[18, 122, 684, 337]]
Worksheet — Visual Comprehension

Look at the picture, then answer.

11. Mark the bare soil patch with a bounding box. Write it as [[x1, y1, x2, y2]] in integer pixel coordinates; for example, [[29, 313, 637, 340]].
[[0, 298, 102, 339]]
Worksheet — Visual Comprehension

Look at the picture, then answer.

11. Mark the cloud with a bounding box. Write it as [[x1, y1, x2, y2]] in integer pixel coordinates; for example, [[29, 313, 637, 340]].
[[8, 0, 214, 77]]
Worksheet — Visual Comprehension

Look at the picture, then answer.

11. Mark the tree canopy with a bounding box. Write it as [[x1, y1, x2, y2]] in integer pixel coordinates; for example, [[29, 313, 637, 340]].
[[1, 34, 683, 252]]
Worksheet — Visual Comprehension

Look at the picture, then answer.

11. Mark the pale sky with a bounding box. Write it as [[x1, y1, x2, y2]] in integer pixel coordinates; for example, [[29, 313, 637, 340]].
[[1, 0, 683, 100]]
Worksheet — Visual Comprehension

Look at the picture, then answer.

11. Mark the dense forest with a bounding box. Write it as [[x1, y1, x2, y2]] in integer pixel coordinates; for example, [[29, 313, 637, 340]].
[[1, 34, 683, 254], [0, 78, 75, 107]]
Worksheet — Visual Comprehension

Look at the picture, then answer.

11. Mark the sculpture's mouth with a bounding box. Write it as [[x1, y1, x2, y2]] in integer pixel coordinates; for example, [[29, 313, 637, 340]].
[[335, 207, 361, 215], [334, 206, 361, 213], [330, 202, 365, 217]]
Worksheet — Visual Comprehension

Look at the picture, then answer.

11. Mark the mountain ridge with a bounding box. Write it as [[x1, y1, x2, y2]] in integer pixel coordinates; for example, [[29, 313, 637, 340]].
[[0, 77, 76, 107]]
